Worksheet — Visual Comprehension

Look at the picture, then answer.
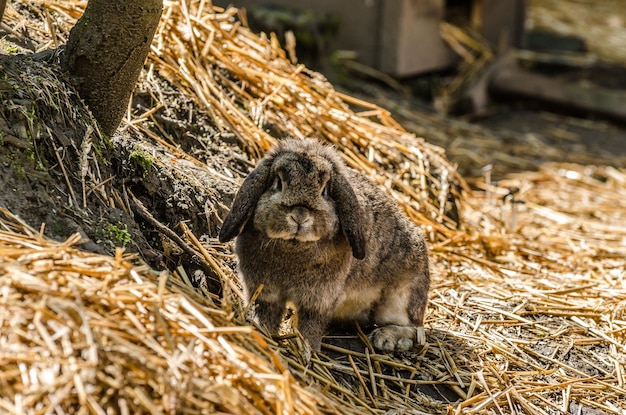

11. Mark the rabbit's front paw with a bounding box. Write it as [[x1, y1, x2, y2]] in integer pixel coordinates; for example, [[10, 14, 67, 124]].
[[369, 325, 425, 353]]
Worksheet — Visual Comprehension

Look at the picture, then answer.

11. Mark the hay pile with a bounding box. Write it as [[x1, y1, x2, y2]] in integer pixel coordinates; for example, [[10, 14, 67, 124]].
[[1, 1, 626, 414], [0, 209, 355, 414], [142, 2, 465, 232], [15, 0, 463, 231]]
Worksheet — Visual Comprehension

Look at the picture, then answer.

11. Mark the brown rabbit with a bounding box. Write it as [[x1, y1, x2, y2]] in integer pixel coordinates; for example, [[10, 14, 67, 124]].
[[219, 138, 430, 353]]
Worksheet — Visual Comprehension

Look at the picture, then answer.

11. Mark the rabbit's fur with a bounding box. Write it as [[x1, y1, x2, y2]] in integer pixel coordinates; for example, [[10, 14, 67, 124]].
[[219, 139, 430, 353]]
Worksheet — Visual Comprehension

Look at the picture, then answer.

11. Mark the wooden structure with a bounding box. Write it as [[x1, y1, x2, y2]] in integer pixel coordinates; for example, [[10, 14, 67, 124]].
[[216, 0, 526, 76]]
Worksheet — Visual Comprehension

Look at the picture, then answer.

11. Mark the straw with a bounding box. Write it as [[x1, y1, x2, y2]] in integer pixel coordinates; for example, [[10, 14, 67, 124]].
[[1, 1, 625, 413]]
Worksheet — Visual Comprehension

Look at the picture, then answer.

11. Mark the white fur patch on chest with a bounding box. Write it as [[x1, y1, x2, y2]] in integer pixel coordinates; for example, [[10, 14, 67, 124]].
[[332, 285, 382, 321]]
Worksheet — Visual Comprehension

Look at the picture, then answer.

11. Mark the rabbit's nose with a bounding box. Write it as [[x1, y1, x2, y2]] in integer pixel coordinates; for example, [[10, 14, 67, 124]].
[[288, 208, 313, 227]]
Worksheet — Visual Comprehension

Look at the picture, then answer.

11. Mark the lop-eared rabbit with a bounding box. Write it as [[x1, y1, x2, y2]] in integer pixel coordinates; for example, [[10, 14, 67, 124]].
[[219, 138, 430, 353]]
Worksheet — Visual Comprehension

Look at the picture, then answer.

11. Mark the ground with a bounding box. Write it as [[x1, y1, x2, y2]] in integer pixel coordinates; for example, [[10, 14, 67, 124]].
[[0, 52, 247, 296]]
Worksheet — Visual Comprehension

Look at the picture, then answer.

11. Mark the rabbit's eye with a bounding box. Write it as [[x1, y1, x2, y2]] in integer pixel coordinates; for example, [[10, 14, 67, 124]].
[[321, 183, 329, 198], [273, 176, 283, 192]]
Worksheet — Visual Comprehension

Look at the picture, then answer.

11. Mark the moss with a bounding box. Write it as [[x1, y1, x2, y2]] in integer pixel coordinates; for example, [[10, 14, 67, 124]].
[[12, 162, 26, 180], [106, 223, 132, 247], [6, 152, 27, 180], [93, 131, 113, 163], [4, 45, 20, 54], [129, 149, 154, 177]]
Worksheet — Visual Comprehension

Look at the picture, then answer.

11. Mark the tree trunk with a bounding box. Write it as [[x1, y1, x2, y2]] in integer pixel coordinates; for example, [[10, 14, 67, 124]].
[[61, 0, 162, 136]]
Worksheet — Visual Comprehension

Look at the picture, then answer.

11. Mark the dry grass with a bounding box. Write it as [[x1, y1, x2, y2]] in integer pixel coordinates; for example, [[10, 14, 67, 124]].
[[23, 0, 464, 232], [529, 0, 626, 64], [0, 209, 357, 415], [1, 1, 626, 414]]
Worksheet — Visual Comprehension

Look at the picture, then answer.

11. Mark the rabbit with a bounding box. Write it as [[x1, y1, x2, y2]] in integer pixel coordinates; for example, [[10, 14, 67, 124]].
[[219, 138, 430, 354]]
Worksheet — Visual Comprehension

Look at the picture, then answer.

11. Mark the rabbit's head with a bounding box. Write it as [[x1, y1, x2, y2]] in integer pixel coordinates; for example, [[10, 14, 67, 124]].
[[219, 139, 366, 259]]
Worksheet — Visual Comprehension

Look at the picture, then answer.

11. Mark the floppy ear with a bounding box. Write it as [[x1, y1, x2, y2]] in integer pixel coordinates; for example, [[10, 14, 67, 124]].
[[219, 158, 272, 243], [331, 172, 367, 260]]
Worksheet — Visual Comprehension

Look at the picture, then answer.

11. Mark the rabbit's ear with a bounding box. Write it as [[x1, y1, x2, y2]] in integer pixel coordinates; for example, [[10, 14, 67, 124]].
[[219, 158, 272, 242], [332, 172, 367, 260]]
